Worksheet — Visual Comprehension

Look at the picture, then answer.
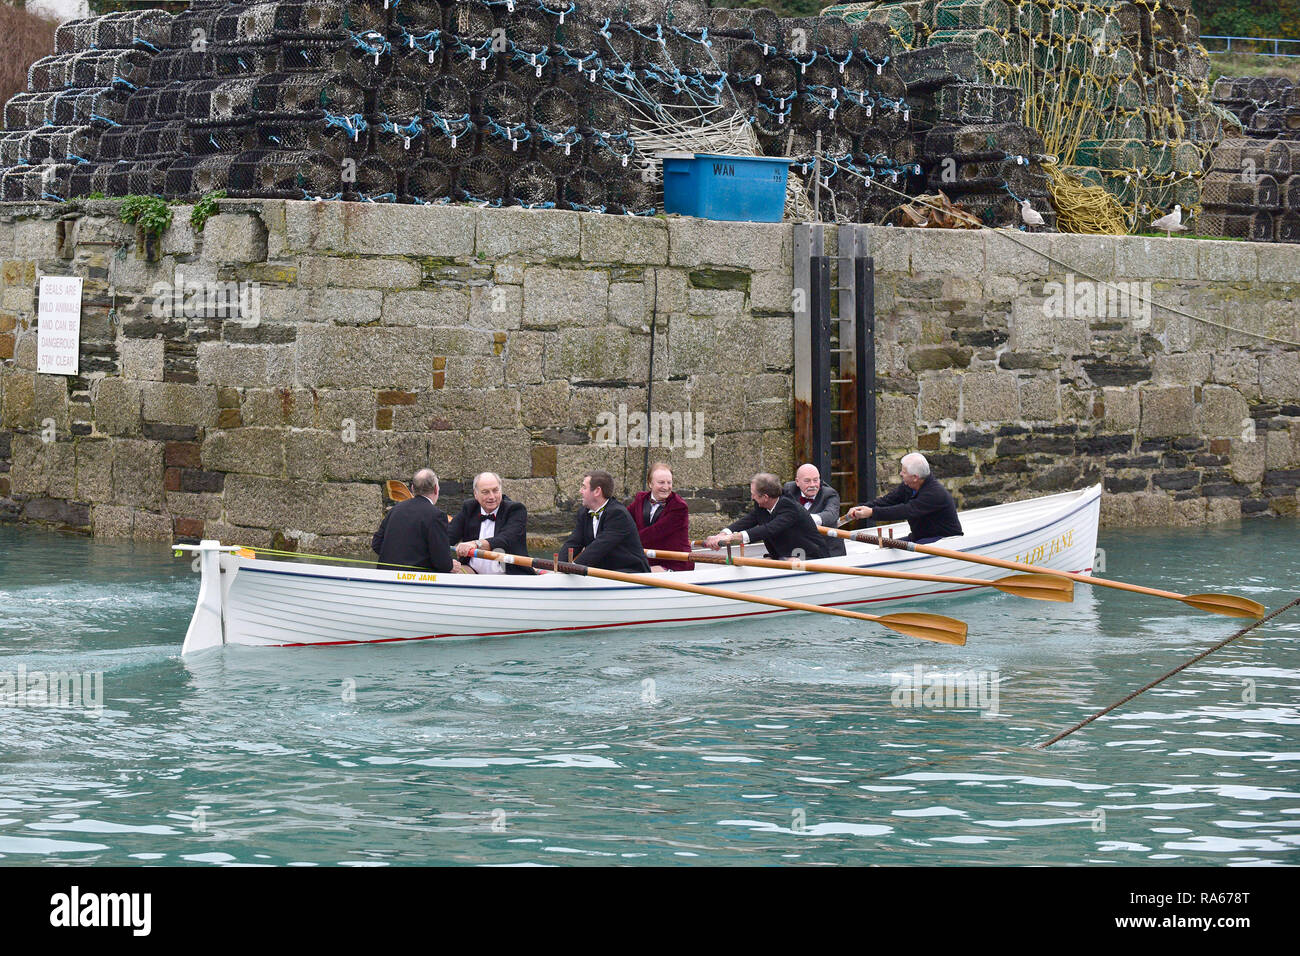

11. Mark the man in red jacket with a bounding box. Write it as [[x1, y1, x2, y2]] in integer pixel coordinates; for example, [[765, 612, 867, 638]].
[[629, 462, 694, 571]]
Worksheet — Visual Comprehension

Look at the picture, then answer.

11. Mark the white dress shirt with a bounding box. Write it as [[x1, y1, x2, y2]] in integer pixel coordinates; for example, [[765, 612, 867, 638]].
[[469, 513, 504, 575]]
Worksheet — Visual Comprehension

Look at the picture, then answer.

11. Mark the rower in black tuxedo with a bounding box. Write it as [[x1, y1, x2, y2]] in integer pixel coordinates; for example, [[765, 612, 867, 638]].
[[371, 468, 454, 572], [448, 471, 535, 575], [782, 463, 846, 556], [560, 469, 652, 573], [706, 472, 829, 561]]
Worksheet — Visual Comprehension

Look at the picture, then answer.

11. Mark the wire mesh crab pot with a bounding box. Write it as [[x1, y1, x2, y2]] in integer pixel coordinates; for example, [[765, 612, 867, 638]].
[[1198, 210, 1274, 242], [457, 153, 507, 201], [1074, 138, 1147, 172], [147, 50, 186, 85], [607, 169, 655, 213], [55, 17, 98, 55], [405, 156, 454, 201], [275, 0, 349, 40], [1201, 170, 1281, 211], [534, 124, 583, 175], [190, 122, 257, 156], [562, 166, 608, 209], [577, 86, 632, 133], [279, 40, 390, 87], [425, 118, 477, 162], [502, 2, 558, 53], [586, 129, 637, 177], [67, 160, 105, 197], [476, 80, 529, 125], [376, 76, 427, 118], [594, 21, 638, 66], [894, 42, 978, 93], [507, 158, 557, 206], [257, 118, 368, 159], [227, 148, 306, 197], [529, 84, 581, 128], [373, 121, 426, 166], [342, 0, 393, 35], [1275, 210, 1300, 243], [187, 77, 261, 125], [445, 0, 499, 42], [28, 55, 73, 92], [213, 45, 281, 77], [0, 131, 29, 167], [136, 120, 191, 158], [153, 81, 192, 120]]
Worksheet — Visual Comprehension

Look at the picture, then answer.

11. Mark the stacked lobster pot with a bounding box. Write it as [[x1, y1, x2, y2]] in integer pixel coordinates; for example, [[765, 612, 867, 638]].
[[1210, 75, 1300, 139], [1199, 137, 1300, 243], [0, 9, 169, 201]]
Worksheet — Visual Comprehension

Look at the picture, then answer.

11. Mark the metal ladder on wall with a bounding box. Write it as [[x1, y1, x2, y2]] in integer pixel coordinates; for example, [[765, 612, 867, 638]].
[[793, 223, 877, 508]]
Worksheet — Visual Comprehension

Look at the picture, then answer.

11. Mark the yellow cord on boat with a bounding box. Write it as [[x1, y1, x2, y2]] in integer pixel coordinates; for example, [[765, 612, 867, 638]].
[[234, 545, 435, 572]]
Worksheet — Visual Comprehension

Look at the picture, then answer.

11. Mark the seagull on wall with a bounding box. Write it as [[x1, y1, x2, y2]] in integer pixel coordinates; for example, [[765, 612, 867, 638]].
[[1020, 199, 1044, 230], [1150, 204, 1186, 238]]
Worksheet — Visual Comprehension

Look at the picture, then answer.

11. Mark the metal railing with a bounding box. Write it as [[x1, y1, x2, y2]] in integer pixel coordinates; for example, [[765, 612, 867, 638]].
[[1202, 35, 1300, 58]]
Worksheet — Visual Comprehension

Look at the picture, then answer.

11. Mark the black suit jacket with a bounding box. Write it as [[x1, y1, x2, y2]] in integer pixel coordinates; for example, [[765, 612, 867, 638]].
[[371, 495, 453, 572], [727, 496, 829, 560], [865, 476, 964, 541], [447, 496, 535, 575], [781, 480, 846, 556], [560, 498, 652, 573]]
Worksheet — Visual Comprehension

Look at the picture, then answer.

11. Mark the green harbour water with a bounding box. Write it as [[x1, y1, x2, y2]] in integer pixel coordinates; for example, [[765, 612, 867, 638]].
[[0, 518, 1297, 866]]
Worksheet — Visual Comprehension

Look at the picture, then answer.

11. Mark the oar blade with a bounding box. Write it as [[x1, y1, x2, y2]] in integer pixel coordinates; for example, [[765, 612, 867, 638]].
[[874, 612, 968, 646], [992, 573, 1075, 603], [1181, 593, 1266, 620], [386, 480, 412, 501]]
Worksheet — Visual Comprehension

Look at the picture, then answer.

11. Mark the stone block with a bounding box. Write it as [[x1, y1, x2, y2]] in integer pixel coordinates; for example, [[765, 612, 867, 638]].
[[1170, 498, 1207, 526], [463, 429, 533, 479], [14, 220, 58, 259], [579, 213, 667, 264], [400, 389, 491, 432], [910, 230, 984, 276], [878, 394, 918, 449], [760, 428, 793, 479], [298, 256, 420, 289], [202, 427, 285, 477], [751, 270, 793, 315], [569, 385, 647, 433], [1207, 497, 1243, 524], [1198, 241, 1257, 282], [337, 203, 476, 257], [500, 476, 559, 517], [918, 375, 960, 422], [1153, 351, 1212, 386], [10, 434, 70, 496], [132, 510, 173, 542], [295, 326, 431, 388], [90, 377, 142, 436], [554, 444, 628, 497], [522, 267, 608, 328], [1256, 243, 1300, 283], [142, 382, 219, 427], [75, 439, 114, 502], [111, 439, 164, 509], [1139, 386, 1196, 438], [743, 373, 791, 430], [240, 387, 315, 428], [759, 317, 793, 370], [608, 280, 651, 328], [1265, 423, 1300, 469], [548, 327, 643, 381], [1229, 436, 1265, 484], [197, 342, 294, 388], [986, 229, 1050, 278], [32, 375, 69, 433], [0, 368, 32, 430], [381, 287, 470, 326], [709, 431, 766, 486], [1211, 350, 1260, 399], [520, 381, 571, 428], [92, 504, 134, 538], [1114, 236, 1198, 280], [477, 206, 580, 259], [200, 213, 268, 263], [961, 372, 1020, 421], [223, 475, 381, 534], [1129, 492, 1173, 527], [1198, 385, 1250, 439], [166, 491, 224, 520], [467, 283, 522, 329], [1260, 351, 1300, 403], [687, 288, 746, 315], [504, 330, 545, 385], [863, 225, 909, 273], [667, 218, 786, 271], [1019, 376, 1059, 421], [162, 209, 196, 256], [1009, 288, 1087, 353], [1100, 385, 1139, 429], [120, 338, 165, 382], [1049, 235, 1115, 279]]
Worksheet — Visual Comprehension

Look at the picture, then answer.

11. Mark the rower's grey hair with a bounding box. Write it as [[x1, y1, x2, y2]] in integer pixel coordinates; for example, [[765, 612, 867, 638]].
[[901, 453, 930, 478], [412, 469, 439, 495], [473, 472, 501, 492], [751, 473, 782, 498]]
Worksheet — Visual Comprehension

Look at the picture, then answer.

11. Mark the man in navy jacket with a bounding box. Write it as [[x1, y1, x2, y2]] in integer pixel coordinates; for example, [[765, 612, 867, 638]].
[[560, 470, 652, 573], [846, 453, 963, 543]]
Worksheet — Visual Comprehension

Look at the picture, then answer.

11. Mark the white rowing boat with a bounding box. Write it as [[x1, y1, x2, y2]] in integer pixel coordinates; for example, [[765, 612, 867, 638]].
[[176, 484, 1102, 654]]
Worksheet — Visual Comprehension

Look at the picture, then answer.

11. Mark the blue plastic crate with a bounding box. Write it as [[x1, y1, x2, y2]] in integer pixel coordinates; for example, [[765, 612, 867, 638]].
[[661, 152, 791, 223]]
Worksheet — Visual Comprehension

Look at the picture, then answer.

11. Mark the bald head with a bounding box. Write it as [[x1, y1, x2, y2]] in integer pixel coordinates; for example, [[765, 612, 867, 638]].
[[795, 463, 822, 497]]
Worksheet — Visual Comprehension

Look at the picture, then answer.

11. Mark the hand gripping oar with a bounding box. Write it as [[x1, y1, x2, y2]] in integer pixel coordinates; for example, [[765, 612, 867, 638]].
[[469, 549, 968, 645], [650, 548, 1072, 603], [818, 526, 1265, 620]]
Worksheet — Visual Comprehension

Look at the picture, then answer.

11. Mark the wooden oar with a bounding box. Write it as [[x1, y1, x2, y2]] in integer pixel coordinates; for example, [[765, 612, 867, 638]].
[[649, 548, 1072, 603], [386, 479, 412, 501], [817, 526, 1265, 620], [469, 548, 968, 646]]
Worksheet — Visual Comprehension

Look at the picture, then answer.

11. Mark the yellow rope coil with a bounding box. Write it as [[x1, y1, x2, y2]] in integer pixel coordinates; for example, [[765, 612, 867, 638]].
[[1045, 163, 1131, 234]]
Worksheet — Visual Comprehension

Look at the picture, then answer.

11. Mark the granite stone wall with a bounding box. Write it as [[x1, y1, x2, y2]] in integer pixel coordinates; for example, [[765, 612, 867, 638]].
[[1, 199, 1297, 551]]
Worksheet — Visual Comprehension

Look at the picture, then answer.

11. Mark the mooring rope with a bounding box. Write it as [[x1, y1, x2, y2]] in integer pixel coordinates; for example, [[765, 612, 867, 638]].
[[1038, 595, 1300, 749]]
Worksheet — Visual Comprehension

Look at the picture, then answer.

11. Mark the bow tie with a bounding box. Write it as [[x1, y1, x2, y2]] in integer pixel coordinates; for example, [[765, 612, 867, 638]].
[[800, 495, 814, 505], [481, 512, 496, 521]]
